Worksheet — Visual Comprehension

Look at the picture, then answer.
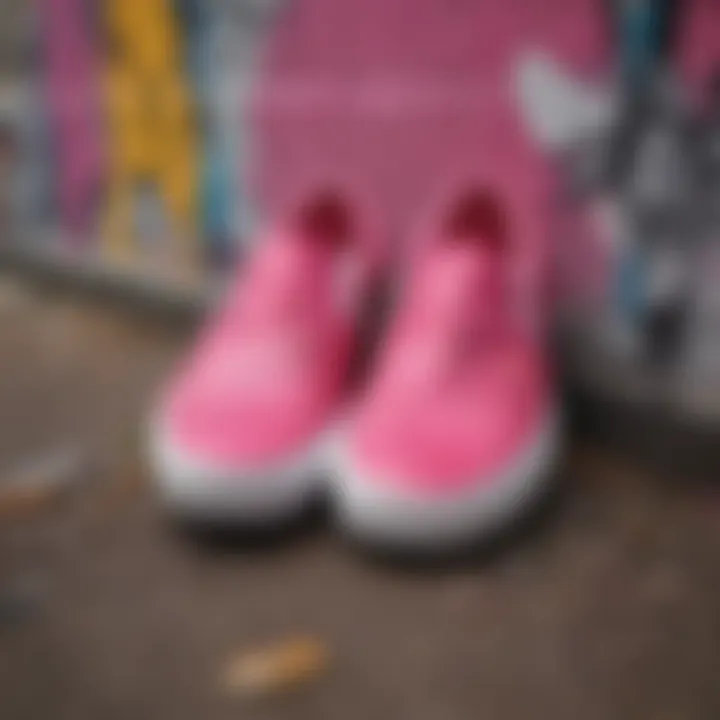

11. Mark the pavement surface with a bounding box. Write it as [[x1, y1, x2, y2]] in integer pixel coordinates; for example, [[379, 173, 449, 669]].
[[2, 276, 720, 720]]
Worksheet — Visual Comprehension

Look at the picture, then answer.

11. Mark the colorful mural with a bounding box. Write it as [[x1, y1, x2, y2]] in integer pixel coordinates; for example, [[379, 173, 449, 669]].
[[0, 0, 287, 289]]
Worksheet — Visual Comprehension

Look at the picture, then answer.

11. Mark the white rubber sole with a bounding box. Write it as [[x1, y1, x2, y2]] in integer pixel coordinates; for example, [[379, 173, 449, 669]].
[[331, 410, 561, 549], [148, 422, 329, 524]]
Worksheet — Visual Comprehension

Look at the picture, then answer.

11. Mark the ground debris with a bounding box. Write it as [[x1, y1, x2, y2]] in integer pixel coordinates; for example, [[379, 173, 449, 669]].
[[0, 445, 87, 521], [220, 636, 329, 697]]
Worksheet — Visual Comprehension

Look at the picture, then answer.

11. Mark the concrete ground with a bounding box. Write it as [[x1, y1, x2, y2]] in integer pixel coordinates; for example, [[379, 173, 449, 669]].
[[2, 277, 720, 720]]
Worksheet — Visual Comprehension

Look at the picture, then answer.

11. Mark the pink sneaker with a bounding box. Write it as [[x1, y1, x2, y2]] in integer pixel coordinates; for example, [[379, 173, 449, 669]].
[[333, 189, 560, 548], [151, 191, 380, 522]]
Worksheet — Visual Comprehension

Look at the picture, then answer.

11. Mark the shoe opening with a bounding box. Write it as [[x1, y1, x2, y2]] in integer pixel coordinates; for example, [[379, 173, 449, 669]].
[[297, 192, 354, 249], [444, 189, 507, 252]]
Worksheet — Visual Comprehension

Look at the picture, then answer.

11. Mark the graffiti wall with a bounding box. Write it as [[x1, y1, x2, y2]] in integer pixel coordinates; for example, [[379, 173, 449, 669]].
[[0, 0, 286, 291], [3, 0, 719, 307], [0, 0, 609, 296]]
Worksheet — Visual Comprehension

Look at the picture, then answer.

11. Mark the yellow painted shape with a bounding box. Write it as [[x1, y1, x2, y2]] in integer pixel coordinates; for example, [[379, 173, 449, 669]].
[[102, 0, 199, 273]]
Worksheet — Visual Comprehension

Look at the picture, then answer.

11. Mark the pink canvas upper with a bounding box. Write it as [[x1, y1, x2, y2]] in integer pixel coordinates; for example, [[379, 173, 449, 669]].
[[348, 189, 551, 495], [162, 193, 378, 468]]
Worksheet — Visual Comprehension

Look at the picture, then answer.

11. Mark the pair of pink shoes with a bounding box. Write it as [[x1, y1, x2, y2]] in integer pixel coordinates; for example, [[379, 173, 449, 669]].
[[150, 189, 559, 549]]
